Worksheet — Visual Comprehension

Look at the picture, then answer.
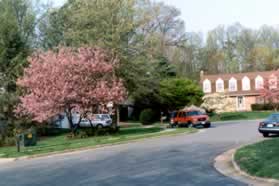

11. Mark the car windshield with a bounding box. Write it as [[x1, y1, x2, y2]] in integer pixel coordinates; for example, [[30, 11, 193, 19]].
[[90, 114, 111, 120], [187, 111, 203, 116], [170, 112, 177, 118], [93, 115, 102, 120], [101, 114, 111, 120], [266, 114, 279, 122]]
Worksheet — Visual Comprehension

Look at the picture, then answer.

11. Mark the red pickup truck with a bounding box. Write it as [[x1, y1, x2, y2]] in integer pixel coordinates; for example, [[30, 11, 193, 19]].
[[170, 110, 211, 128]]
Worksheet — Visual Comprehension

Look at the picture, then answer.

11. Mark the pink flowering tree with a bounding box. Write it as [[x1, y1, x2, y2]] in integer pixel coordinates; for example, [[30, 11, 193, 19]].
[[16, 47, 126, 133], [260, 70, 279, 111]]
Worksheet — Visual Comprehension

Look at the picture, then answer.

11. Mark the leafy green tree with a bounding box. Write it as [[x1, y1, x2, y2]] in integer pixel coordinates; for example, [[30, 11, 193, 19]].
[[39, 9, 65, 49], [61, 0, 135, 53], [159, 78, 203, 110], [0, 0, 43, 137], [0, 0, 34, 88], [40, 0, 138, 93], [40, 0, 183, 114]]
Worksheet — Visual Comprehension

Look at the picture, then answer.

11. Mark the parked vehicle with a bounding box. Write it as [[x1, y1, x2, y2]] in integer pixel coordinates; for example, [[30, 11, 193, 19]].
[[80, 114, 112, 129], [169, 110, 211, 128], [258, 113, 279, 137]]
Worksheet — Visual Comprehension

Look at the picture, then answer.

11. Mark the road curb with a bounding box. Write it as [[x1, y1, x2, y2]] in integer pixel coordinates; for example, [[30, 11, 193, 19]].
[[0, 158, 16, 165], [0, 128, 202, 164], [214, 144, 279, 186]]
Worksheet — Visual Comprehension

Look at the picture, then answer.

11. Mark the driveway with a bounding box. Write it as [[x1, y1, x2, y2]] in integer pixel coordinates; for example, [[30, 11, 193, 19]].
[[0, 120, 262, 186]]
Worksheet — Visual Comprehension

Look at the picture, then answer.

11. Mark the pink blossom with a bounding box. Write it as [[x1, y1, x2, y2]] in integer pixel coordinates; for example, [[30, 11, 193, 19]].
[[260, 70, 279, 108], [16, 47, 126, 123]]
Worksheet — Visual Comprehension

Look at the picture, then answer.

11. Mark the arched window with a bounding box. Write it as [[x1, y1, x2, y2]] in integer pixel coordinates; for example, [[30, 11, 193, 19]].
[[216, 78, 224, 92], [229, 77, 237, 92], [242, 76, 251, 91], [203, 79, 211, 93], [269, 74, 277, 89], [255, 75, 264, 90]]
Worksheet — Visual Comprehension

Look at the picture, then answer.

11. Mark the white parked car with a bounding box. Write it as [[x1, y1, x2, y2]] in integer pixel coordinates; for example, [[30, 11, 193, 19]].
[[79, 114, 113, 129]]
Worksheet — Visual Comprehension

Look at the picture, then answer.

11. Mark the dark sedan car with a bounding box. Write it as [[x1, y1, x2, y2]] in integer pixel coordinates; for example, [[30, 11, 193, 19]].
[[259, 113, 279, 137]]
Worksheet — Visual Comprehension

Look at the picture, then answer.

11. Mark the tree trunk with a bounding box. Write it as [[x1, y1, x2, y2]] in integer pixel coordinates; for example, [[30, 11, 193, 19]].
[[65, 108, 80, 135], [116, 105, 120, 127], [88, 119, 95, 135], [274, 104, 278, 112], [65, 110, 74, 134], [110, 105, 119, 132], [72, 115, 82, 135], [84, 111, 95, 134]]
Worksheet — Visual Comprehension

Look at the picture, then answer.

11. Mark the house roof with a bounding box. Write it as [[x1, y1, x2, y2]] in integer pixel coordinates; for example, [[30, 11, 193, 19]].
[[201, 70, 277, 82], [201, 70, 278, 96]]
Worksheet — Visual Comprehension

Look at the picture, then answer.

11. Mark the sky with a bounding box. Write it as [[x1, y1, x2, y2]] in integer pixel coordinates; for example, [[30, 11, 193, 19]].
[[51, 0, 279, 34], [160, 0, 279, 34]]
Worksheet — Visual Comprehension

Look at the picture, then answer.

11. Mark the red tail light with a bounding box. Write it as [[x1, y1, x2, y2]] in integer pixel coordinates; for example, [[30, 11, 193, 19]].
[[259, 122, 264, 127]]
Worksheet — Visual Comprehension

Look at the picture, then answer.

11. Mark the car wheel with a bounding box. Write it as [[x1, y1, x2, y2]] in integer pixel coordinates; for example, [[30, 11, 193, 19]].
[[262, 133, 269, 137], [204, 123, 211, 128], [188, 122, 193, 128], [172, 123, 178, 128], [96, 124, 103, 130]]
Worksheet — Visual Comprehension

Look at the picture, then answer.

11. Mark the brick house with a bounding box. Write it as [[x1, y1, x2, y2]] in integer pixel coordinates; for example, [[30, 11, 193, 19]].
[[200, 70, 277, 111]]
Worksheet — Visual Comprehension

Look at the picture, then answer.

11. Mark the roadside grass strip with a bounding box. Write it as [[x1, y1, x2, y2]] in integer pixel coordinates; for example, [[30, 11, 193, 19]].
[[0, 126, 197, 158], [235, 137, 279, 179]]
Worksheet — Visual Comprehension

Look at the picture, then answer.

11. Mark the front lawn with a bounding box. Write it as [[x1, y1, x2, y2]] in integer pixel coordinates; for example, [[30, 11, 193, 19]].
[[235, 138, 279, 179], [0, 125, 196, 158], [211, 111, 273, 122]]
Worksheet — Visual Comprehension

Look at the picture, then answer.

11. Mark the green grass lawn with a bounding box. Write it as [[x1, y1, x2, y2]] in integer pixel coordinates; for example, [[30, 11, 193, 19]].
[[211, 111, 273, 122], [119, 122, 143, 128], [235, 138, 279, 179], [0, 126, 196, 158]]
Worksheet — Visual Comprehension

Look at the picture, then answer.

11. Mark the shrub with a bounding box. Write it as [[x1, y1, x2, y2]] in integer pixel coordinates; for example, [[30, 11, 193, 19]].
[[0, 137, 16, 147], [139, 109, 155, 125], [37, 127, 71, 136], [251, 103, 276, 111], [220, 113, 247, 120], [77, 130, 88, 139], [207, 111, 215, 117], [251, 104, 263, 111], [4, 137, 15, 146], [81, 128, 95, 136], [65, 127, 117, 139]]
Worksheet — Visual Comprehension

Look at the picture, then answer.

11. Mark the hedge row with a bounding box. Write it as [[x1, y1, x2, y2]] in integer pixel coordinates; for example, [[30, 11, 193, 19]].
[[251, 103, 278, 111]]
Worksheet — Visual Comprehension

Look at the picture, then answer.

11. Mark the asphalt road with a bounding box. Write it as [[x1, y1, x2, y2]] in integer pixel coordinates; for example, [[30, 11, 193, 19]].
[[0, 120, 263, 186]]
